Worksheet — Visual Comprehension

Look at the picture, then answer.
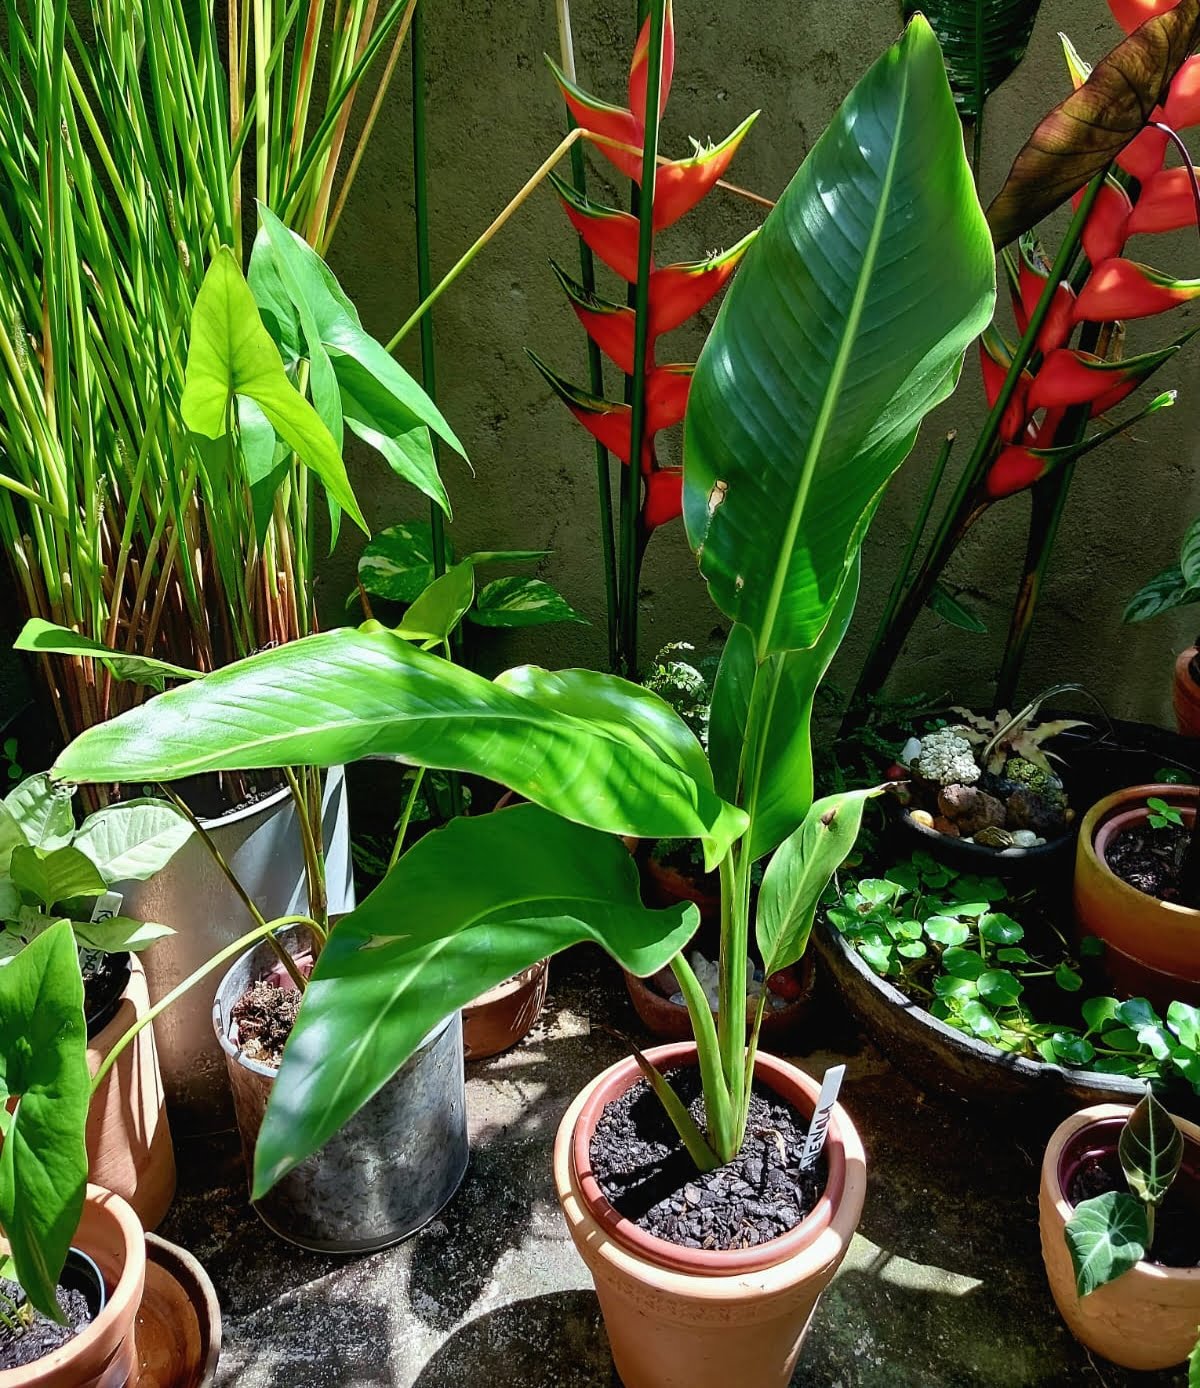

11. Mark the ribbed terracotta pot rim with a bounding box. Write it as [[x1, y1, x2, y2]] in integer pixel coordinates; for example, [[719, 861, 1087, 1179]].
[[0, 1185, 144, 1386], [571, 1041, 846, 1277], [1083, 784, 1200, 918], [1044, 1103, 1200, 1284]]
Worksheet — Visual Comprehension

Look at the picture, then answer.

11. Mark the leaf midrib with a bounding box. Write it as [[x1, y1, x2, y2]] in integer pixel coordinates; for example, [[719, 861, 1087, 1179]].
[[755, 56, 912, 659]]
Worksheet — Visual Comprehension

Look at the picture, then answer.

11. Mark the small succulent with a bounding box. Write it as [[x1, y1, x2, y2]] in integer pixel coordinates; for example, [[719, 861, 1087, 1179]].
[[913, 726, 980, 786], [952, 687, 1088, 776]]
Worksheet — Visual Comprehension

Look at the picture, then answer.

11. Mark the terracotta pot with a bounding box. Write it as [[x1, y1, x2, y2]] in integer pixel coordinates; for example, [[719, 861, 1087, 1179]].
[[622, 956, 816, 1045], [1040, 1103, 1200, 1369], [463, 959, 550, 1060], [86, 953, 176, 1230], [0, 1185, 146, 1388], [641, 851, 721, 924], [1174, 647, 1200, 739], [1074, 784, 1200, 1003], [553, 1042, 866, 1388], [137, 1232, 222, 1387]]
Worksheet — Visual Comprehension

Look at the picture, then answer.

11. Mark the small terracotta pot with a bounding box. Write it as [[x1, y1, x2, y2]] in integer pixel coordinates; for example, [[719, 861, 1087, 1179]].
[[0, 1185, 146, 1388], [462, 958, 550, 1060], [622, 956, 816, 1044], [1174, 647, 1200, 739], [86, 953, 176, 1230], [1040, 1103, 1200, 1370], [553, 1042, 866, 1388], [138, 1232, 222, 1387], [1073, 784, 1200, 1002], [641, 851, 721, 924]]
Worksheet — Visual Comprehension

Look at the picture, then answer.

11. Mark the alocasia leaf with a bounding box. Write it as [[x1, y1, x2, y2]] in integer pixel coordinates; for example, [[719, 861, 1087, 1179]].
[[1066, 1190, 1148, 1296], [904, 0, 1043, 120], [1119, 1086, 1184, 1205]]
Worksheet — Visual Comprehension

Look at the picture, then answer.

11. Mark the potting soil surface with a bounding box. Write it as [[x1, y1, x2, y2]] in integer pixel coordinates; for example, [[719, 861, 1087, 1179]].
[[163, 945, 1191, 1387]]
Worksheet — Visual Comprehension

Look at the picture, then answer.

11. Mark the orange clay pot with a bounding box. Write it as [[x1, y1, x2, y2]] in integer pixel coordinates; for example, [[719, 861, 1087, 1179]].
[[86, 954, 176, 1229], [1041, 1103, 1200, 1370], [1174, 647, 1200, 739], [462, 959, 550, 1060], [553, 1043, 866, 1388], [1073, 785, 1200, 1005], [0, 1185, 146, 1388]]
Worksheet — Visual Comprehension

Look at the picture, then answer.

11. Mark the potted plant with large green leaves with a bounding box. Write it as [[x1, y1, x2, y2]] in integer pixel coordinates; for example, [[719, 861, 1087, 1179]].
[[0, 774, 192, 1229], [0, 921, 146, 1385], [1040, 1087, 1200, 1370], [50, 14, 994, 1381], [20, 204, 466, 1124]]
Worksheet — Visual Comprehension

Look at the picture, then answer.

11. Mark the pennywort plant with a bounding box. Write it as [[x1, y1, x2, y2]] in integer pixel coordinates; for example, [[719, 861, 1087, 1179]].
[[1066, 1087, 1184, 1294], [52, 18, 995, 1186]]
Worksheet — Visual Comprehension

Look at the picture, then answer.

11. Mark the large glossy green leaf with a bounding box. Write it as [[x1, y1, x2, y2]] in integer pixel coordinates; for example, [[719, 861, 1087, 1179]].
[[683, 16, 994, 659], [904, 0, 1042, 120], [1119, 1087, 1184, 1206], [494, 665, 713, 791], [250, 206, 462, 515], [52, 629, 746, 867], [14, 619, 202, 692], [741, 559, 862, 861], [10, 846, 107, 909], [181, 248, 366, 533], [72, 800, 193, 883], [757, 788, 882, 976], [1066, 1191, 1148, 1296], [393, 562, 475, 644], [254, 804, 699, 1194], [4, 774, 74, 852], [987, 0, 1200, 247], [0, 921, 89, 1319]]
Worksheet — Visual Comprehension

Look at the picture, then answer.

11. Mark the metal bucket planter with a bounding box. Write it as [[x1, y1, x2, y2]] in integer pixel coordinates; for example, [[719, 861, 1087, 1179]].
[[117, 768, 354, 1128], [213, 932, 468, 1252]]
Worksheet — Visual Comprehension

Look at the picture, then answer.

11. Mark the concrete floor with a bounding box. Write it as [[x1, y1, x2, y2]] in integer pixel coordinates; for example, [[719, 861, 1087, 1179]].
[[162, 948, 1188, 1388]]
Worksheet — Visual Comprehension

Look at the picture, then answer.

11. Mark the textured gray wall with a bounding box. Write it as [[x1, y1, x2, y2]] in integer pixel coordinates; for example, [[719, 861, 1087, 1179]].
[[323, 0, 1200, 724]]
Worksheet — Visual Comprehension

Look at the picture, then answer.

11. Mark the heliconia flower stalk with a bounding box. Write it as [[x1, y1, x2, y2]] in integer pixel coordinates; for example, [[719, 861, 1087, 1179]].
[[536, 6, 755, 535], [1073, 257, 1200, 321], [985, 446, 1049, 499]]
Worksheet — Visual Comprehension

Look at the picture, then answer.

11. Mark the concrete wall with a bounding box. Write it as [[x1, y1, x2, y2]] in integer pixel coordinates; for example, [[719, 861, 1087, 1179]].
[[324, 0, 1200, 724]]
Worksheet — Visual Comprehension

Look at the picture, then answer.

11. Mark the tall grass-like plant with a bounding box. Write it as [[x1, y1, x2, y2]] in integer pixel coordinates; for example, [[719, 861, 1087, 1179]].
[[0, 0, 417, 745]]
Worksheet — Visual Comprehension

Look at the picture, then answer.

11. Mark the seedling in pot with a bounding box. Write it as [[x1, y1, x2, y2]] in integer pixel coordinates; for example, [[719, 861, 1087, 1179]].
[[1148, 797, 1185, 831], [1065, 1087, 1184, 1295]]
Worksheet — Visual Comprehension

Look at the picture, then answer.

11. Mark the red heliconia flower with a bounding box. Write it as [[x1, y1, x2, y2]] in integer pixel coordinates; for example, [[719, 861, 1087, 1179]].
[[1026, 346, 1168, 415], [1127, 165, 1200, 234], [540, 9, 755, 534], [985, 446, 1049, 500], [644, 468, 683, 528], [1078, 180, 1132, 264], [1165, 55, 1200, 129], [1074, 258, 1200, 321], [1106, 0, 1179, 34], [1117, 126, 1171, 182], [979, 330, 1033, 443]]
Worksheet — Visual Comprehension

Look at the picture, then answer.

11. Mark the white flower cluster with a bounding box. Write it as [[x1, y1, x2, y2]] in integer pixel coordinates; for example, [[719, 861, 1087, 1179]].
[[913, 726, 980, 787]]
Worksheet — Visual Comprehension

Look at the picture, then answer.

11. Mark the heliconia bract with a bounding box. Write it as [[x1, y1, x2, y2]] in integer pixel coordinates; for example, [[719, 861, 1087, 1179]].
[[537, 7, 755, 529]]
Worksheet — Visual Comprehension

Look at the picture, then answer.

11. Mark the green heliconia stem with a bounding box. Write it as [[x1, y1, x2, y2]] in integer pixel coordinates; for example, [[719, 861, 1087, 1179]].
[[409, 0, 462, 817], [619, 0, 667, 680], [557, 0, 620, 674]]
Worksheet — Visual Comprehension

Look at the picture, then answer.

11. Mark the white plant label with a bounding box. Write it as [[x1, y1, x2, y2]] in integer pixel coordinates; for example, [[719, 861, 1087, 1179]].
[[90, 890, 124, 923], [799, 1064, 846, 1171]]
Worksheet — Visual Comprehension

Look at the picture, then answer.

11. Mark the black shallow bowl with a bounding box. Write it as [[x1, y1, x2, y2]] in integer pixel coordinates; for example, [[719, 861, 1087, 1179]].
[[891, 718, 1200, 883]]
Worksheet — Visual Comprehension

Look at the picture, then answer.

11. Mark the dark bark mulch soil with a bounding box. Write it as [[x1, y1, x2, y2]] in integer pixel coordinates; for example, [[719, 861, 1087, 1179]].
[[231, 980, 300, 1066], [1070, 1157, 1200, 1268], [0, 1282, 92, 1370], [590, 1065, 827, 1252], [81, 948, 128, 1039], [1107, 822, 1189, 903]]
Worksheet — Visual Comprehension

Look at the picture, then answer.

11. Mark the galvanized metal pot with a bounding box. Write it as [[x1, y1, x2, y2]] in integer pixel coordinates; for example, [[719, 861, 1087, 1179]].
[[213, 932, 468, 1253], [117, 768, 354, 1129]]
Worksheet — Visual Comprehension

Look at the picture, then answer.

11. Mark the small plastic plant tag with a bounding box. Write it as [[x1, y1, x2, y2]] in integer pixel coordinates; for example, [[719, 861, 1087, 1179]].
[[798, 1063, 846, 1171], [90, 890, 124, 923]]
